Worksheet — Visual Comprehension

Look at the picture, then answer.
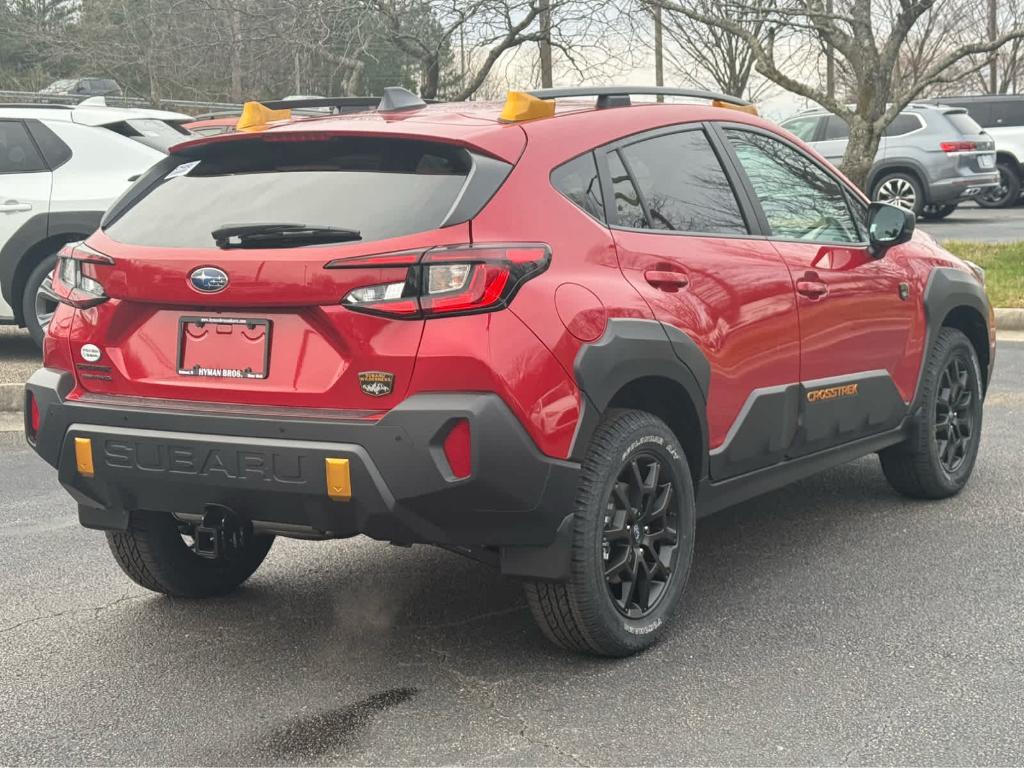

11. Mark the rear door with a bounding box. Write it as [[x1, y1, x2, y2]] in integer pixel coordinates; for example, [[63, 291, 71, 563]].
[[718, 124, 918, 456], [0, 119, 52, 319], [601, 126, 802, 480]]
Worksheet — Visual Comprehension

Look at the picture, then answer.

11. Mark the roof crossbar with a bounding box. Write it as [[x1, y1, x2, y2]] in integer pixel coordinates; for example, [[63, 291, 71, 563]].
[[526, 86, 752, 109]]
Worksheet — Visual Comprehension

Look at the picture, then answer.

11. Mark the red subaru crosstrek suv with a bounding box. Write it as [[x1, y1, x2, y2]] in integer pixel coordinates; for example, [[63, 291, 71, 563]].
[[25, 87, 995, 656]]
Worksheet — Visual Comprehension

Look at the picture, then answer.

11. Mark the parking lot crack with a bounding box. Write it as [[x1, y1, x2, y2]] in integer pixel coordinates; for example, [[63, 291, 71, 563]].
[[0, 591, 146, 635]]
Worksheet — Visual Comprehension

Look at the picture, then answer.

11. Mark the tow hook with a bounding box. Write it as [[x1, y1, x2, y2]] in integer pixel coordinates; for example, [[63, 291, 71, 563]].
[[193, 504, 251, 560]]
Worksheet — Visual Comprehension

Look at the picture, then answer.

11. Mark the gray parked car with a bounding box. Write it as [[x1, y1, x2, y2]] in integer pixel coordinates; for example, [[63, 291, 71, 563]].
[[781, 104, 999, 219]]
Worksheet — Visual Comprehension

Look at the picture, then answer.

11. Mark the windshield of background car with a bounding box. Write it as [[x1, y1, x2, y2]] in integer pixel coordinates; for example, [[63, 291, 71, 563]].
[[104, 136, 472, 248], [781, 116, 819, 141], [41, 79, 75, 93]]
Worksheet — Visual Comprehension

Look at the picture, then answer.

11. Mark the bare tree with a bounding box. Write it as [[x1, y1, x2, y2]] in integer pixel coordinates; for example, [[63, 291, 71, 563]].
[[647, 0, 1024, 189]]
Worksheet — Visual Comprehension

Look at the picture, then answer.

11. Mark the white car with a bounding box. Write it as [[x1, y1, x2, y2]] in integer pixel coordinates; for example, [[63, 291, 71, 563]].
[[0, 100, 190, 345]]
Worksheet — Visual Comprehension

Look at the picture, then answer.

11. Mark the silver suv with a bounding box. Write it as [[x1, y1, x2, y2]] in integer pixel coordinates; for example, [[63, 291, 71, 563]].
[[781, 103, 999, 219]]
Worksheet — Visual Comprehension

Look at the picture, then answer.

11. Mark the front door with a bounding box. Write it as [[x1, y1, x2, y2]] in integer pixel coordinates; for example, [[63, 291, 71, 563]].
[[600, 126, 802, 480], [719, 125, 919, 456], [0, 119, 52, 319]]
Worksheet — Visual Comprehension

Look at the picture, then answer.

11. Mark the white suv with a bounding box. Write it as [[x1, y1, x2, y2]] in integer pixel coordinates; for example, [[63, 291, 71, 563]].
[[0, 101, 190, 345]]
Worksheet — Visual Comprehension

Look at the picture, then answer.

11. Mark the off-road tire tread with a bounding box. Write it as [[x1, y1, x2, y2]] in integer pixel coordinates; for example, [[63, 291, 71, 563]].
[[106, 513, 272, 598], [525, 409, 694, 656], [879, 327, 981, 499]]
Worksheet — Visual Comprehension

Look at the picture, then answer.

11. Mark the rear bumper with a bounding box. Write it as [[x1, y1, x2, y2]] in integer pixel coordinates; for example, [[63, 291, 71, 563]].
[[926, 171, 1000, 203], [26, 369, 579, 579]]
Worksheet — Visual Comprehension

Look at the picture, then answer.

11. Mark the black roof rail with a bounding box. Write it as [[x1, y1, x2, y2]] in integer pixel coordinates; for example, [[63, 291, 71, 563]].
[[260, 87, 427, 115], [526, 86, 751, 109]]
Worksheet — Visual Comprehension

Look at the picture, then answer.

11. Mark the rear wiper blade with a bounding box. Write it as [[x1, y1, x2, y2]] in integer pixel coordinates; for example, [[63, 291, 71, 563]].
[[212, 223, 362, 249]]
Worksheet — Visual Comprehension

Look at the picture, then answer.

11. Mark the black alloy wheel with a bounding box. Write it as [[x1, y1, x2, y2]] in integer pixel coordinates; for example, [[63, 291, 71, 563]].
[[602, 452, 680, 619], [935, 355, 975, 474]]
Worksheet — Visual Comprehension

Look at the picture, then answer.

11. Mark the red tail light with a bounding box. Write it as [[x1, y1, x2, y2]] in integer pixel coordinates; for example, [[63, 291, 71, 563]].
[[939, 141, 977, 153], [331, 243, 550, 319], [442, 419, 472, 479], [53, 242, 112, 309]]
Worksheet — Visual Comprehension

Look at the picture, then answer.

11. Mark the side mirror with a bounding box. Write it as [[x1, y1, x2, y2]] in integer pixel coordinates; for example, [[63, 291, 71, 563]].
[[867, 201, 915, 258]]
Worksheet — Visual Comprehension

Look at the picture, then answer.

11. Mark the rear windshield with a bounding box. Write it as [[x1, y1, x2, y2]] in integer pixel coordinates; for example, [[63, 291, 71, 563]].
[[104, 136, 472, 248], [945, 111, 984, 136]]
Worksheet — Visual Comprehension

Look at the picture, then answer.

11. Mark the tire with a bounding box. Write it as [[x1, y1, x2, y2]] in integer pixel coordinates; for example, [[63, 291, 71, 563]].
[[921, 203, 957, 221], [879, 327, 984, 499], [872, 172, 925, 217], [106, 512, 274, 597], [976, 161, 1020, 209], [22, 254, 59, 348], [524, 409, 696, 656]]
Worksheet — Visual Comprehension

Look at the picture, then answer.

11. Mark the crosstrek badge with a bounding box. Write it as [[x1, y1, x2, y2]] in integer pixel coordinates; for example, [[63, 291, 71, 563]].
[[359, 371, 394, 397]]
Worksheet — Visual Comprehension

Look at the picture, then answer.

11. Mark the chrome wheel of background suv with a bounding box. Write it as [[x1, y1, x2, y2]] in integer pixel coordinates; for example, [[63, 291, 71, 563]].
[[876, 176, 918, 211]]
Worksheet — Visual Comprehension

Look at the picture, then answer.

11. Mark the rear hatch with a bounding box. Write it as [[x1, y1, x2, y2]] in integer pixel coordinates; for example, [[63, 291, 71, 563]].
[[71, 130, 517, 410], [941, 108, 997, 174]]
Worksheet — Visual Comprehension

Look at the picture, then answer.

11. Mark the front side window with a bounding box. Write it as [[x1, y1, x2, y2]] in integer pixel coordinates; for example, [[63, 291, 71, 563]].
[[0, 121, 46, 174], [551, 152, 605, 222], [617, 130, 748, 235], [724, 128, 861, 243]]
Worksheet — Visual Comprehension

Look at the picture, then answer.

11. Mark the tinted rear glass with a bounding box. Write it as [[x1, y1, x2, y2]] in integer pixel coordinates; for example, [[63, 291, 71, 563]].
[[105, 137, 471, 248], [619, 130, 747, 235], [992, 100, 1024, 127], [551, 152, 605, 222], [0, 121, 46, 174], [884, 114, 922, 136], [945, 112, 984, 135]]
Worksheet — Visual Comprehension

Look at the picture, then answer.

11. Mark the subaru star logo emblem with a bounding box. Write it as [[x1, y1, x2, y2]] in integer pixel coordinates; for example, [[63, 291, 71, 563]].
[[189, 267, 228, 293]]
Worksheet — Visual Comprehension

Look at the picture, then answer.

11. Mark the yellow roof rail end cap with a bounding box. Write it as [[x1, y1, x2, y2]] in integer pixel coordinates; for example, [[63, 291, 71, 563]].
[[712, 99, 758, 116], [500, 91, 556, 123], [236, 101, 293, 131]]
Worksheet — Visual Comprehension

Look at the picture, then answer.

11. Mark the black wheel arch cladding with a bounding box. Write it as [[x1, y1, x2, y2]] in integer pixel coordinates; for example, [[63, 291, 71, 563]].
[[920, 267, 992, 398], [572, 319, 710, 480]]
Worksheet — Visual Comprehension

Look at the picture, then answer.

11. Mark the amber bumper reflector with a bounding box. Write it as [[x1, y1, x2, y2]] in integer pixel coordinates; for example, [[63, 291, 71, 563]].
[[75, 437, 94, 477], [325, 458, 352, 501]]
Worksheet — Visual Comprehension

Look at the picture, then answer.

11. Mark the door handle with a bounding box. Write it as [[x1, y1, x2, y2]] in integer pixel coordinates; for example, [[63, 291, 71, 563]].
[[0, 200, 32, 213], [644, 270, 689, 292], [796, 280, 829, 299]]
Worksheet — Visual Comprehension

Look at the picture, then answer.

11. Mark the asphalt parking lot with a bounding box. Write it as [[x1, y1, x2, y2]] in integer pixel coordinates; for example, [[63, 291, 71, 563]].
[[918, 203, 1024, 242], [0, 330, 1022, 763]]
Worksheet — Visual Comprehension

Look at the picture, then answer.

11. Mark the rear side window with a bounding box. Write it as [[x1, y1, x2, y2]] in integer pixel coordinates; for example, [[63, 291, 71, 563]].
[[105, 136, 473, 248], [0, 121, 46, 174], [617, 130, 747, 234], [551, 153, 605, 222], [992, 100, 1024, 127], [945, 111, 984, 136], [822, 116, 849, 140], [781, 116, 820, 141], [608, 151, 645, 228], [884, 114, 922, 136]]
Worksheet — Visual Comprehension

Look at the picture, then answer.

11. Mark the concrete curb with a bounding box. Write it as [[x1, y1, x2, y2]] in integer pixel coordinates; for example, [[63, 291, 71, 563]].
[[995, 308, 1024, 331], [0, 383, 21, 414]]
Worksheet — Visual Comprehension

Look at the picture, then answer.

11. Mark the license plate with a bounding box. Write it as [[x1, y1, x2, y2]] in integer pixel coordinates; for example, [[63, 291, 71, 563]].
[[980, 154, 995, 168], [177, 316, 270, 379]]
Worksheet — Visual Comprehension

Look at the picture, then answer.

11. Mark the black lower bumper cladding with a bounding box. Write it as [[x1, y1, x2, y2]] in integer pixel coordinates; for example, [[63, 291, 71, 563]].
[[26, 369, 579, 579]]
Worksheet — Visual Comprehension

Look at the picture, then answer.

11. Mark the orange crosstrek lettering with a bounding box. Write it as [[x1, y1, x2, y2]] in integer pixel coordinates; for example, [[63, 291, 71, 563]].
[[806, 383, 859, 402]]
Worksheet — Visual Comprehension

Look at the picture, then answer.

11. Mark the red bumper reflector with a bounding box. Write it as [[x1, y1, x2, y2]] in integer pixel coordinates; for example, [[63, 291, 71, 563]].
[[27, 392, 40, 439], [443, 419, 472, 479]]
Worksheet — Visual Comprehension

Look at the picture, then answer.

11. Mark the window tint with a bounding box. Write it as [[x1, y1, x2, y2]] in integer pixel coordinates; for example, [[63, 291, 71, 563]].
[[0, 121, 46, 174], [725, 128, 860, 243], [822, 116, 849, 140], [105, 137, 472, 248], [951, 101, 993, 127], [551, 152, 605, 222], [884, 114, 922, 136], [992, 100, 1024, 127], [618, 130, 747, 234], [781, 116, 819, 141], [608, 150, 645, 228], [945, 112, 983, 135]]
